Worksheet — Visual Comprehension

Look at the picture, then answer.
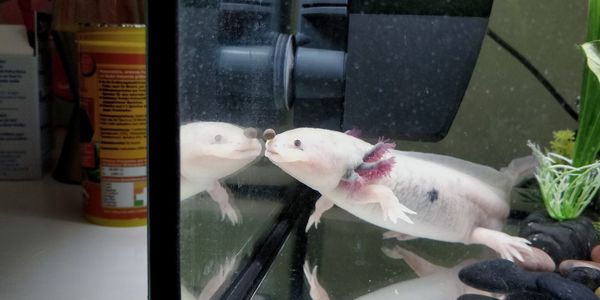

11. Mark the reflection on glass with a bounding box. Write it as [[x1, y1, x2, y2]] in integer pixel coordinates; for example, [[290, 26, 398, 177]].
[[303, 261, 330, 300], [182, 249, 243, 300], [303, 246, 495, 300], [180, 121, 262, 224], [372, 246, 493, 299], [197, 254, 241, 299]]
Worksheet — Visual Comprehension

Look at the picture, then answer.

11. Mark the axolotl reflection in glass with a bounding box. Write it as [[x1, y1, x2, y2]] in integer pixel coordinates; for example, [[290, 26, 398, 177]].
[[179, 121, 262, 224]]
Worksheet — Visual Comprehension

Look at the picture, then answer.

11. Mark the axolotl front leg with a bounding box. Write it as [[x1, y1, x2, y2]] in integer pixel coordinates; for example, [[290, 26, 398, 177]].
[[340, 183, 416, 224], [306, 196, 335, 232], [208, 181, 240, 225]]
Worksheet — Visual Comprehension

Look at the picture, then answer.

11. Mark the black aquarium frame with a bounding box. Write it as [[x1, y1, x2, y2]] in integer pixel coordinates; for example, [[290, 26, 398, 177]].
[[147, 0, 181, 299]]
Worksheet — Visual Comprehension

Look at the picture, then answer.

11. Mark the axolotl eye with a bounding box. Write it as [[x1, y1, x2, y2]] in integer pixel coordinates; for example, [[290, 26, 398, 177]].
[[294, 139, 302, 147], [214, 134, 222, 143]]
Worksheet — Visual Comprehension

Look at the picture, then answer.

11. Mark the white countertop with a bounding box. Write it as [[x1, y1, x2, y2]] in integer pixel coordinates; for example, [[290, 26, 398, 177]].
[[0, 175, 148, 300]]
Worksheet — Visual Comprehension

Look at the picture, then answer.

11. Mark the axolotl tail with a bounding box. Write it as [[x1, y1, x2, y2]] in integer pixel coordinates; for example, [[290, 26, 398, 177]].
[[500, 155, 537, 187]]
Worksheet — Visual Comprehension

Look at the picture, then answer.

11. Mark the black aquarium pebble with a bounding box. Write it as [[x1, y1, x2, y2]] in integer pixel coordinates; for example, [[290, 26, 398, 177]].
[[565, 266, 600, 291], [519, 210, 598, 265], [458, 259, 599, 300]]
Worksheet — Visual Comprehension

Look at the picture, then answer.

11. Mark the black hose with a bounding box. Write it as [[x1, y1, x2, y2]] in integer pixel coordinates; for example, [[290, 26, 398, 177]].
[[486, 28, 579, 121]]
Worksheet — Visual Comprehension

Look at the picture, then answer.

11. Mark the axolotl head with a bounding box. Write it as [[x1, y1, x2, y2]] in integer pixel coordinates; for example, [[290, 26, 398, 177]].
[[264, 127, 378, 194], [180, 121, 262, 183]]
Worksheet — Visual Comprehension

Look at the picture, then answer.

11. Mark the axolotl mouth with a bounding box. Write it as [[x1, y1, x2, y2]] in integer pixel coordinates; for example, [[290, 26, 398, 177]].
[[231, 143, 263, 160], [262, 129, 308, 164], [264, 140, 287, 163], [262, 128, 307, 164], [215, 140, 262, 159], [235, 145, 262, 154], [226, 127, 262, 156], [264, 143, 279, 158], [263, 128, 279, 158]]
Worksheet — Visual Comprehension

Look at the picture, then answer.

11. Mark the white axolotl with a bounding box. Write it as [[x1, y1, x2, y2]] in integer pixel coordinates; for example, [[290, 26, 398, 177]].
[[180, 121, 262, 224], [264, 127, 534, 261]]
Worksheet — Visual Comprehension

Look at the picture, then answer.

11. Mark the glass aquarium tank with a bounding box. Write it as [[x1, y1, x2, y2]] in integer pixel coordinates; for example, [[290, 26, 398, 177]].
[[147, 1, 600, 299]]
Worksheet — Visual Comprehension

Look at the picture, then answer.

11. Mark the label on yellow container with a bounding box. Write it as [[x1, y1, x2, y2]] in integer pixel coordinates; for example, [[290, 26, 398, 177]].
[[78, 25, 147, 226]]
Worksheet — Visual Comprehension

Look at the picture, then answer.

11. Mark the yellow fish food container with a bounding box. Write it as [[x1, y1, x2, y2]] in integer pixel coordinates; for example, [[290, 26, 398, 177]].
[[78, 25, 147, 226]]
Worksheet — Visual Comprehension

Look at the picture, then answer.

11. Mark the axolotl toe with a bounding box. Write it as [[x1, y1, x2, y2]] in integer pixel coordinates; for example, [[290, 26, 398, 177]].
[[180, 121, 262, 224], [264, 127, 534, 262]]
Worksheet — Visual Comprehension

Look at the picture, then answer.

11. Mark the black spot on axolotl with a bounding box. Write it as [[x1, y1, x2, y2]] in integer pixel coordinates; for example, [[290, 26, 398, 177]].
[[426, 188, 439, 203]]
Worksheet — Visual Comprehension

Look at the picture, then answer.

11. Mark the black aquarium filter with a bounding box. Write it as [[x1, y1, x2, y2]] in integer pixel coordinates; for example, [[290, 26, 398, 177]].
[[179, 0, 493, 139]]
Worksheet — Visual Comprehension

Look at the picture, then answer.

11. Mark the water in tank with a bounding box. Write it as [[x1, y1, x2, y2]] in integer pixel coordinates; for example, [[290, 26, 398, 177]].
[[150, 0, 600, 299]]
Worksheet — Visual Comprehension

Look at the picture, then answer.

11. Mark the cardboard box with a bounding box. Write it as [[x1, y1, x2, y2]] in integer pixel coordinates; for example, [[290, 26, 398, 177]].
[[0, 21, 50, 179]]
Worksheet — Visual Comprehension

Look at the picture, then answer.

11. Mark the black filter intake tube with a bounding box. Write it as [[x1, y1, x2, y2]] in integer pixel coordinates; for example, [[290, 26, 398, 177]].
[[294, 47, 346, 99]]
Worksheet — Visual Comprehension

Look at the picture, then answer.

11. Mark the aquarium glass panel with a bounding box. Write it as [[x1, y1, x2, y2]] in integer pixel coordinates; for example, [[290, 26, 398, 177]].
[[175, 0, 590, 299]]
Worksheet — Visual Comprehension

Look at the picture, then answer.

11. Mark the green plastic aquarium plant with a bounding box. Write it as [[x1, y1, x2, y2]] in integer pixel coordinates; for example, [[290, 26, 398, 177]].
[[528, 142, 600, 221], [573, 0, 600, 168], [527, 42, 600, 221], [576, 39, 600, 168], [549, 129, 576, 159], [526, 1, 600, 221]]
